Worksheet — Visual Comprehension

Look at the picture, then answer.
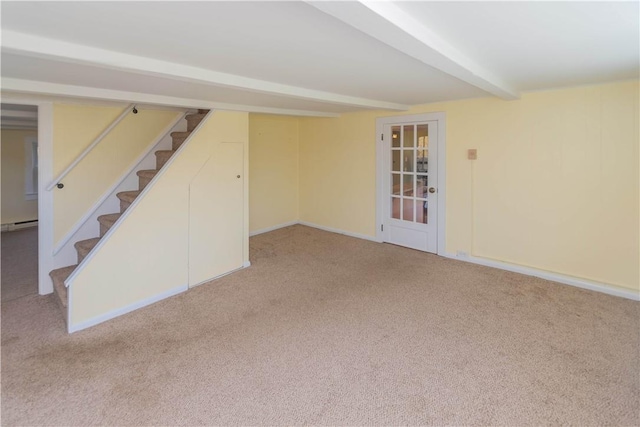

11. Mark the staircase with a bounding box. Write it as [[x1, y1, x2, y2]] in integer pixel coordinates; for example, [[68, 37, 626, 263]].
[[49, 109, 209, 321]]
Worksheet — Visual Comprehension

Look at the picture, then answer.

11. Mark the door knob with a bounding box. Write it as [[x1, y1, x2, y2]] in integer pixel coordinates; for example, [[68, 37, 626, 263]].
[[428, 187, 436, 193]]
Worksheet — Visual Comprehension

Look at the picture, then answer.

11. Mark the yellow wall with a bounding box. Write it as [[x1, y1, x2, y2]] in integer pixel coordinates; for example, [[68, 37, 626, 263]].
[[1, 129, 38, 224], [69, 111, 249, 327], [297, 81, 639, 291], [299, 114, 378, 237], [52, 104, 179, 244], [189, 114, 249, 285], [248, 114, 299, 233]]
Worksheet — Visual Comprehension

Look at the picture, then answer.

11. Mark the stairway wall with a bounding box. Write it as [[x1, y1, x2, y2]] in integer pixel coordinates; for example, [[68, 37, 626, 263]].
[[52, 104, 180, 245], [52, 117, 187, 269], [67, 111, 249, 331]]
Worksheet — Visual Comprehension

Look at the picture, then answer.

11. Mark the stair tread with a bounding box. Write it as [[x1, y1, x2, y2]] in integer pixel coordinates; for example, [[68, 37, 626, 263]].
[[186, 113, 207, 120], [171, 131, 191, 138], [74, 237, 101, 252], [50, 265, 77, 282], [137, 169, 158, 178], [97, 212, 121, 226], [49, 265, 77, 308], [116, 190, 140, 203], [154, 150, 175, 170]]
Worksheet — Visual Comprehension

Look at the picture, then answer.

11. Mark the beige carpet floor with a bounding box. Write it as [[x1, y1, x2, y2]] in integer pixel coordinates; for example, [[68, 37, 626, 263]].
[[1, 225, 638, 426], [1, 227, 38, 302]]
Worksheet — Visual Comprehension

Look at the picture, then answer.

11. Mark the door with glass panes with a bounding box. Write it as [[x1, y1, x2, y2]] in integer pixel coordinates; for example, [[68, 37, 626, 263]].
[[383, 121, 438, 253]]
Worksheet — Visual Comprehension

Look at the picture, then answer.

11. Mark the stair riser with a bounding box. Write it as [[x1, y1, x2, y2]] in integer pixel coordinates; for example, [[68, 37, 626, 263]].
[[186, 116, 202, 132], [52, 278, 68, 308], [77, 249, 89, 264], [49, 265, 76, 323], [120, 200, 132, 213], [52, 284, 68, 326], [172, 136, 188, 151], [155, 152, 173, 169], [139, 176, 152, 191], [99, 223, 110, 237]]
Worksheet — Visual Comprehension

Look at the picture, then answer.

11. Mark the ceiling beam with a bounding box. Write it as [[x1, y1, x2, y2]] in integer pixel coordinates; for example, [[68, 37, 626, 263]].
[[2, 30, 409, 112], [0, 118, 37, 129], [0, 110, 37, 119], [307, 1, 520, 100], [1, 78, 343, 118]]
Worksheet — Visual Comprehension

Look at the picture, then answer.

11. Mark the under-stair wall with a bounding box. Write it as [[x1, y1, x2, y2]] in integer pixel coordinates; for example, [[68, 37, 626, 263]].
[[66, 111, 249, 332]]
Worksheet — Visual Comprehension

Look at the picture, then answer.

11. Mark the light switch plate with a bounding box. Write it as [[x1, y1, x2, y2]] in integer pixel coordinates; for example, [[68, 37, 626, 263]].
[[468, 149, 477, 160]]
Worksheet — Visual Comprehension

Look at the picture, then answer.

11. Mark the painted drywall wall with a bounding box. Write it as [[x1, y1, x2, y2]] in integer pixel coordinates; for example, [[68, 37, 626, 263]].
[[248, 114, 299, 233], [1, 129, 39, 224], [68, 111, 249, 327], [299, 113, 378, 237], [52, 104, 179, 244], [298, 80, 639, 291]]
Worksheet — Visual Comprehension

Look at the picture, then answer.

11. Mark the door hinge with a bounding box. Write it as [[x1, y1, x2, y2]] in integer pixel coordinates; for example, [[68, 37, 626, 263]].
[[381, 224, 384, 232], [381, 133, 384, 141]]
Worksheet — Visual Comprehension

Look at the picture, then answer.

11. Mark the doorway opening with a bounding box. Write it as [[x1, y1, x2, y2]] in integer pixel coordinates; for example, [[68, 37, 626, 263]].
[[1, 103, 39, 302]]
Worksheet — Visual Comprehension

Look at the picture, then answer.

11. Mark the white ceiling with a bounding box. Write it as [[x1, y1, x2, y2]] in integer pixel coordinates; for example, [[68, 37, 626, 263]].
[[1, 1, 637, 116], [396, 1, 640, 91]]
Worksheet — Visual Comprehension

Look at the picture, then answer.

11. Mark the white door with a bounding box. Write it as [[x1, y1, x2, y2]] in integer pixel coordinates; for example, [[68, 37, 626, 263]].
[[382, 120, 438, 253]]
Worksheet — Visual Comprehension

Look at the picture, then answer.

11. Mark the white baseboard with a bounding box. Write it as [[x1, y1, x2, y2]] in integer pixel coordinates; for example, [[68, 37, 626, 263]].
[[298, 221, 379, 243], [442, 252, 639, 301], [189, 262, 252, 288], [249, 221, 299, 237], [68, 284, 188, 333], [1, 220, 38, 232], [259, 220, 638, 301]]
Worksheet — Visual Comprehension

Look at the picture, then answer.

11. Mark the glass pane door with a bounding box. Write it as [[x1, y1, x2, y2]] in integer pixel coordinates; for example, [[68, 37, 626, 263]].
[[390, 124, 428, 225]]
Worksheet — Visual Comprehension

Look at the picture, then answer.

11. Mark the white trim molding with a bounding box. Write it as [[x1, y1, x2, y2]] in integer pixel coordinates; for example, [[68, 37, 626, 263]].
[[274, 220, 639, 302], [1, 220, 38, 232], [298, 221, 379, 243], [249, 221, 299, 237], [442, 252, 640, 301], [68, 284, 188, 333], [36, 102, 55, 295], [189, 263, 252, 289], [249, 220, 378, 243]]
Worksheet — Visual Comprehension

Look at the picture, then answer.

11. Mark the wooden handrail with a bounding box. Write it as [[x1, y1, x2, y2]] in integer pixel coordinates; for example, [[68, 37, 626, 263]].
[[46, 104, 135, 191], [52, 111, 188, 255]]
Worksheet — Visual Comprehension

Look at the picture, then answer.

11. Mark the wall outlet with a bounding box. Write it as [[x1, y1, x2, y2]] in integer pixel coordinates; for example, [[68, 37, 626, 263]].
[[467, 149, 477, 160], [456, 250, 469, 258]]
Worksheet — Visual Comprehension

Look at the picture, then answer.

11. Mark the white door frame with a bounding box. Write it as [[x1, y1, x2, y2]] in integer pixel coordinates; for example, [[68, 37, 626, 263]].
[[375, 112, 446, 255], [2, 95, 55, 295]]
